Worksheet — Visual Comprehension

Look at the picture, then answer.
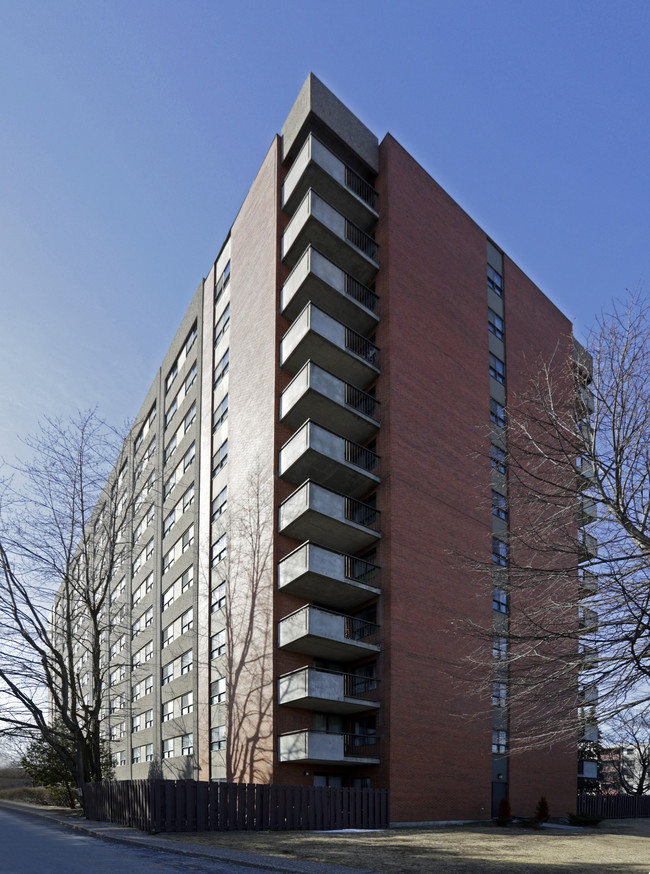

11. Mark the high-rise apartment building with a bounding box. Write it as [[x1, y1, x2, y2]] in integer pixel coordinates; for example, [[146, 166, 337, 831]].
[[66, 75, 582, 822]]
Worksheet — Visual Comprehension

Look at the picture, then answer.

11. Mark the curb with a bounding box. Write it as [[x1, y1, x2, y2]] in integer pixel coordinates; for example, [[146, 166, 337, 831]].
[[0, 800, 377, 874]]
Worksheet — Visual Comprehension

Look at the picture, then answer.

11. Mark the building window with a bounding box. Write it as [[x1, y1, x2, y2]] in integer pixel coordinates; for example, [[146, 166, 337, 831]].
[[166, 362, 178, 394], [493, 586, 508, 613], [182, 483, 195, 512], [211, 486, 227, 522], [492, 537, 508, 566], [492, 490, 508, 520], [163, 509, 175, 536], [182, 524, 194, 552], [493, 636, 508, 660], [180, 566, 194, 592], [210, 677, 226, 705], [163, 584, 175, 611], [162, 623, 174, 647], [211, 580, 226, 613], [144, 674, 153, 695], [490, 398, 506, 428], [144, 606, 153, 626], [491, 444, 506, 475], [180, 692, 194, 715], [164, 471, 176, 500], [492, 729, 507, 753], [214, 349, 229, 389], [182, 733, 194, 756], [132, 682, 142, 702], [489, 353, 506, 385], [164, 435, 177, 466], [165, 399, 177, 430], [162, 662, 174, 685], [144, 709, 154, 728], [212, 439, 228, 476], [132, 583, 143, 607], [180, 649, 193, 674], [183, 442, 196, 472], [132, 714, 141, 733], [492, 682, 508, 707], [181, 608, 194, 634], [488, 308, 504, 340], [184, 402, 197, 434], [184, 362, 197, 394], [145, 743, 154, 762], [211, 534, 227, 567], [213, 395, 228, 432], [487, 265, 503, 296], [214, 303, 230, 347], [162, 738, 174, 759], [211, 724, 226, 751], [132, 746, 141, 764], [162, 700, 174, 722], [211, 629, 226, 659]]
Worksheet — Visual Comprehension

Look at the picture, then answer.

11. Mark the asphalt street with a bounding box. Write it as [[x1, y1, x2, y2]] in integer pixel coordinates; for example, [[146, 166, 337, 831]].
[[0, 805, 285, 874]]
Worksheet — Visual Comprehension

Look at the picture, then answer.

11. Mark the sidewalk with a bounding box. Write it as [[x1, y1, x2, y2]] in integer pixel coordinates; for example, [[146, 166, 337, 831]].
[[0, 799, 377, 874]]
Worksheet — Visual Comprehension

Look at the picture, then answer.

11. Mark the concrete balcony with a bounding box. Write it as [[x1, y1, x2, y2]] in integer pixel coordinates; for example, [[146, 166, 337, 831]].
[[278, 542, 380, 611], [281, 189, 379, 284], [278, 667, 379, 714], [579, 606, 599, 632], [580, 531, 599, 561], [579, 568, 598, 596], [278, 480, 380, 553], [278, 604, 380, 661], [281, 246, 378, 335], [280, 303, 379, 387], [283, 134, 378, 231], [579, 497, 597, 525], [280, 362, 379, 444], [278, 729, 380, 765], [279, 420, 380, 499]]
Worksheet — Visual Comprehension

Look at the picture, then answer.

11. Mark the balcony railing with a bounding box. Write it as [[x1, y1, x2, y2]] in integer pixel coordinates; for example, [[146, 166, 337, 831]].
[[345, 166, 378, 211], [282, 134, 378, 231], [277, 542, 380, 610], [343, 732, 379, 758], [280, 361, 379, 443], [344, 383, 378, 420], [344, 272, 379, 314], [344, 220, 378, 262], [345, 496, 379, 530], [344, 327, 379, 368], [278, 603, 381, 660], [277, 666, 379, 713], [278, 729, 380, 764]]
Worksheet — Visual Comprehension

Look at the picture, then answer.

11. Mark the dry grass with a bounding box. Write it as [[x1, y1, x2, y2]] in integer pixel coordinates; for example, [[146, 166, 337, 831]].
[[0, 786, 56, 806], [159, 818, 650, 873]]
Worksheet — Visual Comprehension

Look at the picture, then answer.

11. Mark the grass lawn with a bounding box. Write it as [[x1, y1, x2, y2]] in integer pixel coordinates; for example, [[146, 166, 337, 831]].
[[159, 818, 650, 873]]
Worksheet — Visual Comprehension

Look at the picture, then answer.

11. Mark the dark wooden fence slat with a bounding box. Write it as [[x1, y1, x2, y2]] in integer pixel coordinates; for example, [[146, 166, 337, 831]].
[[81, 780, 389, 833]]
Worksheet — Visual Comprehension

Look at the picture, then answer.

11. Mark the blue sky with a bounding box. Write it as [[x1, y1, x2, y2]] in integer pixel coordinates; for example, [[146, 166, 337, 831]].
[[0, 0, 648, 464]]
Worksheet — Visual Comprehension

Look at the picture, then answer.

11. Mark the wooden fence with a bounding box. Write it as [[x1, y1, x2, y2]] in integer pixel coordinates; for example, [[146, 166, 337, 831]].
[[82, 779, 389, 832], [578, 793, 650, 819]]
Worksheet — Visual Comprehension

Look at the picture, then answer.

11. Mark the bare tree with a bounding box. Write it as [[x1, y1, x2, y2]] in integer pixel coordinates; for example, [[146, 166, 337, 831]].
[[0, 410, 131, 788], [600, 713, 650, 795], [466, 290, 650, 749], [223, 467, 274, 783]]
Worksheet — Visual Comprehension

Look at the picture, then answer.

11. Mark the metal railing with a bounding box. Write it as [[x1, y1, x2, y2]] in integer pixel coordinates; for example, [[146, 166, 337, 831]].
[[344, 615, 380, 644], [344, 327, 380, 367], [344, 220, 379, 262], [344, 496, 379, 530], [344, 273, 379, 313], [344, 384, 379, 420], [343, 732, 379, 757], [280, 666, 379, 699], [344, 439, 379, 473], [344, 554, 380, 586], [344, 166, 379, 210]]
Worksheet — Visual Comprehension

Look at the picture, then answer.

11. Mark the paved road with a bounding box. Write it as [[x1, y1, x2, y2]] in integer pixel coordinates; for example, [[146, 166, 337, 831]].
[[0, 805, 281, 874]]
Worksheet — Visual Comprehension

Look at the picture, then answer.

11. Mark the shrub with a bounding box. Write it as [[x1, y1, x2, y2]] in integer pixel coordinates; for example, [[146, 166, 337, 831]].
[[567, 812, 603, 827], [534, 795, 550, 823], [496, 797, 512, 825]]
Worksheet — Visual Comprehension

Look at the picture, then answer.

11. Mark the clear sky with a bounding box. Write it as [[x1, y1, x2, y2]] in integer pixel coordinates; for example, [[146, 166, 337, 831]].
[[0, 0, 648, 464]]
